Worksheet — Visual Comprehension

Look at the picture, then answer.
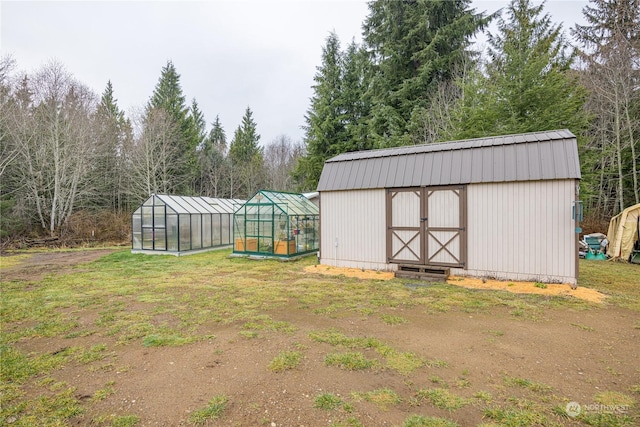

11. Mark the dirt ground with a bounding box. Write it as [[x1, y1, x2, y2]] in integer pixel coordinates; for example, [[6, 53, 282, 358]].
[[3, 251, 639, 426]]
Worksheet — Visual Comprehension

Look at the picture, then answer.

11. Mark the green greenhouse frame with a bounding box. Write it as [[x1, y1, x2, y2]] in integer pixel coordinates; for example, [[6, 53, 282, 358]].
[[233, 190, 319, 258], [132, 194, 244, 255]]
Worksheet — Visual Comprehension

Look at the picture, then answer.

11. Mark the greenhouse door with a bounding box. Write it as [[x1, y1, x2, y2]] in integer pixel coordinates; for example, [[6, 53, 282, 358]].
[[244, 203, 274, 254], [387, 186, 466, 268]]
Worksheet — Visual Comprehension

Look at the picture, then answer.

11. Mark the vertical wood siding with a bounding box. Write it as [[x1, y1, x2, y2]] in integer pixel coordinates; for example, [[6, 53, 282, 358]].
[[320, 189, 389, 270], [456, 180, 577, 284]]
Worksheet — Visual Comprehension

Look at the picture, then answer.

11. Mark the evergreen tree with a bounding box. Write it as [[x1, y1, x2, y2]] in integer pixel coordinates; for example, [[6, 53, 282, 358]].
[[450, 0, 589, 139], [146, 60, 198, 194], [293, 32, 346, 191], [197, 115, 228, 197], [341, 41, 372, 153], [229, 107, 264, 197], [93, 81, 132, 212], [363, 0, 489, 147]]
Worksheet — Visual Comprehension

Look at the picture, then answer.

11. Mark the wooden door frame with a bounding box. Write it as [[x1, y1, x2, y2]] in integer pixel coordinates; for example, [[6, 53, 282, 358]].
[[386, 185, 467, 268], [423, 185, 467, 268]]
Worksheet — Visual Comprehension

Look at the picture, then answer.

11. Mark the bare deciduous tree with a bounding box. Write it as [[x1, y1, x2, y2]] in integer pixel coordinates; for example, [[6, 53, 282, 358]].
[[129, 107, 182, 199], [5, 62, 97, 236], [263, 134, 304, 191]]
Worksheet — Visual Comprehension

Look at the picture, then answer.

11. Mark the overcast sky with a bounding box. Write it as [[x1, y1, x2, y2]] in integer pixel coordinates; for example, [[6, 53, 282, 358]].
[[1, 0, 587, 146]]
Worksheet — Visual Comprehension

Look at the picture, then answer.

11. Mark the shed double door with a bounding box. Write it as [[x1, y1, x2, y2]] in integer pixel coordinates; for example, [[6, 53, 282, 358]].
[[387, 186, 466, 268]]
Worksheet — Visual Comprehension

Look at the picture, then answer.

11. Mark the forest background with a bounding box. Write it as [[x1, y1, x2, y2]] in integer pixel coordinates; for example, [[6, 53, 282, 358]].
[[1, 0, 638, 244]]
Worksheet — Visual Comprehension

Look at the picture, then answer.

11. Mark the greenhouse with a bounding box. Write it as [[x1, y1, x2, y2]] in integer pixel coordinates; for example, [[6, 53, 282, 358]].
[[132, 194, 244, 255], [233, 190, 319, 258]]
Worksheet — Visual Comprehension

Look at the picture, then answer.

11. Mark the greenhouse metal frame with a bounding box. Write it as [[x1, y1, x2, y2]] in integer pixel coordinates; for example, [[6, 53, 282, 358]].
[[233, 190, 319, 258], [132, 194, 243, 255]]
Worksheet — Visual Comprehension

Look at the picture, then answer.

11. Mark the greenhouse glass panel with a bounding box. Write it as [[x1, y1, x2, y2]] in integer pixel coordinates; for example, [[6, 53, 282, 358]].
[[233, 190, 319, 258], [202, 215, 212, 247], [143, 228, 153, 249], [180, 215, 191, 250], [191, 215, 202, 249], [167, 215, 178, 251], [155, 229, 166, 250], [132, 212, 142, 249], [221, 213, 230, 245], [213, 214, 222, 246]]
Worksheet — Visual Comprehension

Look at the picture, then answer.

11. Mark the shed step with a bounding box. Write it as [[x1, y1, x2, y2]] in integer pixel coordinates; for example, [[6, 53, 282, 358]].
[[395, 265, 449, 282]]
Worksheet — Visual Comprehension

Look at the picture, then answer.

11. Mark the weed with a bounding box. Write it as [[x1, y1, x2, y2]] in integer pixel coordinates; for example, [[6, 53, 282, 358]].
[[629, 384, 640, 394], [92, 381, 116, 402], [577, 412, 636, 427], [238, 330, 259, 339], [483, 407, 547, 425], [381, 314, 408, 325], [485, 329, 504, 337], [473, 390, 493, 402], [401, 414, 459, 427], [594, 391, 635, 406], [189, 395, 228, 424], [503, 376, 552, 393], [314, 393, 342, 410], [77, 343, 108, 364], [269, 351, 302, 372], [324, 352, 375, 371], [111, 415, 141, 426], [331, 417, 363, 427], [429, 375, 447, 386], [142, 334, 193, 347], [534, 282, 547, 289], [353, 388, 401, 410], [455, 378, 471, 388], [417, 388, 468, 411]]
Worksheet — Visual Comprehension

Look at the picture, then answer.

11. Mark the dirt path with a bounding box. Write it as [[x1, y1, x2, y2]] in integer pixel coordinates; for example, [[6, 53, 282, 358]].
[[1, 249, 115, 281]]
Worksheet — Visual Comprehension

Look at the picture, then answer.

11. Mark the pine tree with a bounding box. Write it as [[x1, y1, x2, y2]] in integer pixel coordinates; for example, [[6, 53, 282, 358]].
[[146, 60, 198, 194], [341, 41, 372, 153], [450, 0, 589, 139], [93, 81, 132, 211], [293, 32, 346, 191], [197, 115, 228, 197], [229, 107, 264, 197], [363, 0, 489, 147]]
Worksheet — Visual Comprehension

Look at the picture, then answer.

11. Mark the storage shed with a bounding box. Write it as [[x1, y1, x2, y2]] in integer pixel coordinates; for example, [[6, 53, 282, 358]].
[[233, 190, 319, 258], [132, 194, 243, 255], [317, 130, 581, 285]]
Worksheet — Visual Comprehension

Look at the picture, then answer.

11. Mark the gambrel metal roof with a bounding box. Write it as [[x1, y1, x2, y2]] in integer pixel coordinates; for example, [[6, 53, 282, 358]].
[[317, 130, 580, 191]]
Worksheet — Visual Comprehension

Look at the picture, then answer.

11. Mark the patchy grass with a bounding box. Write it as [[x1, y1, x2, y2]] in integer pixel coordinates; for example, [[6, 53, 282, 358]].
[[314, 393, 343, 410], [578, 260, 640, 311], [417, 388, 468, 411], [325, 352, 376, 371], [2, 248, 639, 425], [401, 414, 459, 427], [269, 351, 303, 372], [188, 395, 228, 424], [380, 313, 409, 325], [352, 388, 401, 411]]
